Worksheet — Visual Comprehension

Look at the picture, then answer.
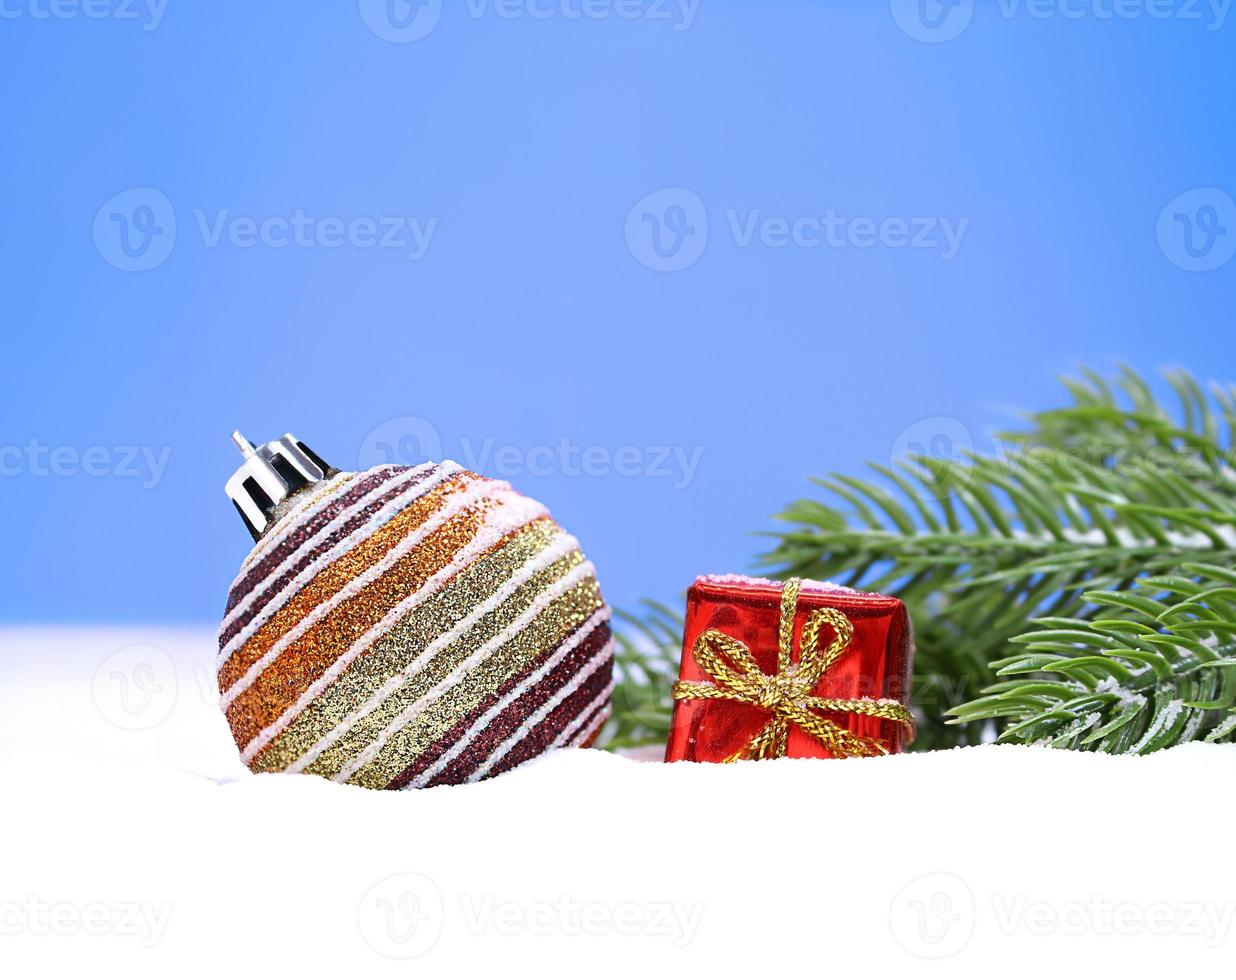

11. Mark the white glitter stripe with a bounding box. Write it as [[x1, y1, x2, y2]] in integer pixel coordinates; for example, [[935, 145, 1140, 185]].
[[281, 529, 581, 773], [330, 559, 597, 784], [221, 473, 499, 708], [409, 606, 612, 788], [467, 647, 614, 783], [240, 495, 560, 764], [217, 461, 464, 671], [222, 464, 421, 633], [566, 698, 611, 749], [231, 470, 358, 588], [219, 463, 452, 659], [560, 685, 613, 749]]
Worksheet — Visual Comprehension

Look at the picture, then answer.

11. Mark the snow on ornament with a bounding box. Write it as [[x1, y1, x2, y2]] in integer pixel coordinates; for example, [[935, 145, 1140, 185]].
[[216, 432, 613, 789]]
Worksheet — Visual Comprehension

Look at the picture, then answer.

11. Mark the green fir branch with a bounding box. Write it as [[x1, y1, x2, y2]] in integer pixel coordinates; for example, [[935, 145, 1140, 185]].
[[599, 602, 682, 751], [764, 369, 1236, 751], [951, 564, 1236, 751], [603, 367, 1236, 755]]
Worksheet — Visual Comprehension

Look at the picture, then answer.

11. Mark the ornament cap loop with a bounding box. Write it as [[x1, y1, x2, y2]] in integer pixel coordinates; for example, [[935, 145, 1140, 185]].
[[224, 431, 336, 541]]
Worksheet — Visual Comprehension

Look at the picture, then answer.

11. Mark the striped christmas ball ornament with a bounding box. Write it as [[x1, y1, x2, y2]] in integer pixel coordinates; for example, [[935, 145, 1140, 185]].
[[217, 433, 613, 789]]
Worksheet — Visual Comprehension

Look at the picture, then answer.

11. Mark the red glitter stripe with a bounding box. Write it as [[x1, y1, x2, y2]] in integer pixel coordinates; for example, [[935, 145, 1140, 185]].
[[384, 617, 609, 789], [470, 665, 612, 784], [220, 466, 430, 646], [224, 468, 399, 616], [385, 618, 612, 790], [575, 707, 607, 748], [224, 494, 493, 749]]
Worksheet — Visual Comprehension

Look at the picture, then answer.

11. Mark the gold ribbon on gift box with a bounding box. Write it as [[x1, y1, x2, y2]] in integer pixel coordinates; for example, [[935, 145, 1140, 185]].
[[671, 578, 914, 761]]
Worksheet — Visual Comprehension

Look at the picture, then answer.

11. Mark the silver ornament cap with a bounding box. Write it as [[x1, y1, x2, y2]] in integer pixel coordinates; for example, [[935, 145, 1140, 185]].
[[225, 431, 337, 540]]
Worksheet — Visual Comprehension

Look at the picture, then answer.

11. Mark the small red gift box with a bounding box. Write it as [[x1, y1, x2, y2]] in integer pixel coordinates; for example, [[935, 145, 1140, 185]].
[[665, 575, 915, 763]]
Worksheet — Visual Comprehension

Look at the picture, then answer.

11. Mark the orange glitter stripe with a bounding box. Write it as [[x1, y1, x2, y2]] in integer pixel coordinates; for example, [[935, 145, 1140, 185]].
[[246, 518, 562, 775], [217, 475, 469, 692], [225, 499, 494, 749]]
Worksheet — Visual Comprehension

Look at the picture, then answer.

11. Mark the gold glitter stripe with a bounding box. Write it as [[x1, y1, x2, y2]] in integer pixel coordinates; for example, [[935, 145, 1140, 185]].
[[218, 475, 469, 691], [302, 560, 598, 781], [300, 553, 591, 780], [225, 497, 493, 749], [249, 518, 562, 773], [225, 467, 405, 624], [345, 576, 604, 788]]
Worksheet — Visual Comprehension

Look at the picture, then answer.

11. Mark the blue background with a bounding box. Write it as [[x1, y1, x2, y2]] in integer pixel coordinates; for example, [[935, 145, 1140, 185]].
[[2, 0, 1233, 625]]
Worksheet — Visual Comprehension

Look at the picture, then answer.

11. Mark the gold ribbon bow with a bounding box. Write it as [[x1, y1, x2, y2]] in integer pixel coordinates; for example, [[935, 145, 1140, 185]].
[[671, 578, 914, 761]]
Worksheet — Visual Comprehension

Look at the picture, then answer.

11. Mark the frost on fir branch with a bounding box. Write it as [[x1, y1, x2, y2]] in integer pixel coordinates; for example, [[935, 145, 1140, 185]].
[[603, 367, 1236, 755], [950, 564, 1236, 751]]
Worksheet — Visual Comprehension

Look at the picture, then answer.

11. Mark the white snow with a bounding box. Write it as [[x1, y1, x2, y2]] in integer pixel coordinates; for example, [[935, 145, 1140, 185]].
[[1094, 675, 1150, 708], [696, 573, 854, 592], [1, 626, 1234, 978], [1131, 698, 1185, 754]]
